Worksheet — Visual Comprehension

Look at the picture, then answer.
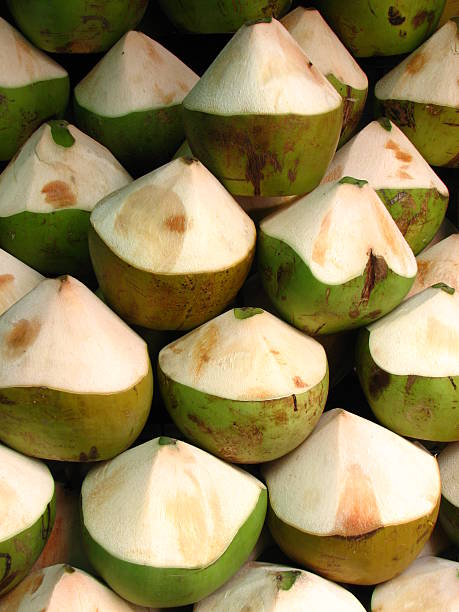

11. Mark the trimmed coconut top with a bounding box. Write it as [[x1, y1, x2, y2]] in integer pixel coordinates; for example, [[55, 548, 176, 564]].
[[0, 17, 67, 88], [407, 235, 459, 299], [282, 8, 368, 91], [0, 276, 150, 393], [0, 443, 54, 542], [74, 31, 199, 117], [438, 442, 459, 507], [82, 437, 265, 568], [183, 18, 342, 116], [0, 122, 131, 216], [260, 178, 417, 285], [263, 409, 440, 537], [0, 250, 43, 316], [322, 119, 448, 193], [159, 308, 327, 401], [366, 285, 459, 377], [371, 556, 459, 612], [90, 157, 256, 274], [375, 20, 459, 107], [196, 561, 365, 612]]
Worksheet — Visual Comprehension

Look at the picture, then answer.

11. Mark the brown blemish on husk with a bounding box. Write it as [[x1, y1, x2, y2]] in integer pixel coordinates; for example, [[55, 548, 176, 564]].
[[360, 251, 388, 305], [192, 324, 219, 378], [406, 53, 427, 75], [0, 274, 14, 288], [383, 100, 416, 129], [385, 139, 413, 163], [187, 413, 213, 435], [412, 10, 436, 29], [312, 210, 333, 266], [369, 368, 390, 398], [335, 463, 382, 536], [388, 6, 406, 25], [165, 214, 187, 233], [41, 181, 77, 208], [405, 374, 418, 392], [4, 317, 41, 358]]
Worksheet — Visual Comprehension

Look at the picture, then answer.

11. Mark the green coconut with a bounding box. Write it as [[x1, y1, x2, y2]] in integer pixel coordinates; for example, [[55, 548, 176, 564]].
[[322, 119, 449, 254], [0, 275, 153, 461], [89, 157, 256, 331], [317, 0, 445, 56], [81, 437, 267, 607], [356, 284, 459, 441], [183, 18, 343, 197], [0, 17, 69, 161], [258, 176, 417, 335], [375, 20, 459, 167], [407, 234, 459, 298], [0, 121, 131, 278], [158, 307, 329, 463], [74, 31, 199, 176], [437, 442, 459, 545], [6, 0, 148, 53], [0, 443, 55, 596], [0, 250, 43, 316], [282, 7, 368, 147], [263, 408, 441, 585]]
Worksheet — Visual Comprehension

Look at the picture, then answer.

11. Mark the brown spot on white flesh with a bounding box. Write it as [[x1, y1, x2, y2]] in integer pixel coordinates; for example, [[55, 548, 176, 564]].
[[312, 209, 333, 266], [41, 181, 77, 209], [293, 376, 308, 388], [397, 166, 413, 179], [335, 463, 382, 536], [165, 214, 187, 233], [0, 274, 14, 288], [322, 164, 344, 184], [384, 139, 413, 163], [406, 52, 427, 75], [192, 324, 219, 379], [3, 317, 41, 359]]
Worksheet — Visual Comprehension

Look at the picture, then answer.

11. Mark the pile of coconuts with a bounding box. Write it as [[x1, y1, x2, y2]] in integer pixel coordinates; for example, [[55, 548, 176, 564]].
[[0, 0, 457, 610]]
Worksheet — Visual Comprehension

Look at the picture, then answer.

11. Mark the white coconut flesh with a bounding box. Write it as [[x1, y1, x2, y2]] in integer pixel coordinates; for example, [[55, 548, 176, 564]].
[[0, 276, 150, 394], [195, 561, 366, 612], [322, 120, 448, 193], [0, 123, 131, 216], [0, 17, 67, 88], [90, 157, 256, 274], [159, 308, 327, 401], [263, 409, 440, 537], [0, 250, 43, 316], [407, 235, 459, 298], [281, 8, 367, 91], [260, 179, 417, 285], [0, 443, 54, 542], [81, 438, 266, 568], [438, 442, 459, 507], [375, 20, 459, 107], [74, 31, 199, 117], [183, 18, 342, 116], [371, 556, 459, 611], [366, 285, 459, 377]]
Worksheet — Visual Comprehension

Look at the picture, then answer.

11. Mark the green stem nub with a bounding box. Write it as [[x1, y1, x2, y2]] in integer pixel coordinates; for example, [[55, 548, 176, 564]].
[[158, 436, 177, 446], [233, 307, 264, 320], [378, 117, 392, 132], [276, 570, 301, 591], [48, 120, 75, 148], [432, 282, 455, 295], [339, 177, 368, 188], [246, 17, 272, 26]]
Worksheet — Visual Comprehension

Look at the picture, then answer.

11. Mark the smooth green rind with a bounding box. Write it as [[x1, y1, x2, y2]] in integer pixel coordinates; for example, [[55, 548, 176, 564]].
[[318, 0, 445, 56], [0, 491, 55, 595], [0, 78, 69, 161], [82, 489, 267, 607], [0, 365, 153, 461], [157, 367, 329, 464], [438, 495, 459, 546], [258, 231, 414, 335], [356, 329, 459, 441], [182, 109, 343, 196], [6, 0, 148, 53], [327, 75, 367, 147], [89, 226, 255, 331]]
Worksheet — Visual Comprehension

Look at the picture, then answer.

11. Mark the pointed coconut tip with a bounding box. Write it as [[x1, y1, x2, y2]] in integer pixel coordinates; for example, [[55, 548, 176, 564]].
[[0, 249, 44, 316], [407, 234, 459, 298], [438, 442, 459, 506]]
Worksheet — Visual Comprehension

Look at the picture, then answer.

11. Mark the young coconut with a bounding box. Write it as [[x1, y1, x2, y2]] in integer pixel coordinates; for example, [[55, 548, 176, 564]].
[[0, 121, 131, 278], [0, 250, 43, 316], [182, 18, 343, 197], [321, 119, 449, 254], [375, 20, 459, 168], [262, 408, 441, 585], [74, 31, 199, 176], [158, 307, 329, 463], [81, 437, 267, 607], [371, 556, 459, 611], [437, 442, 459, 545], [195, 561, 366, 611], [258, 177, 417, 335], [356, 284, 459, 441], [89, 157, 256, 331], [0, 276, 153, 461], [406, 234, 459, 298], [282, 7, 368, 146], [0, 17, 69, 161], [0, 443, 55, 596]]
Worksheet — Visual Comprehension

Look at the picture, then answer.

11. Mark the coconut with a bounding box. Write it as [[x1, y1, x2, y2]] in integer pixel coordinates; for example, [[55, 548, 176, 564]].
[[356, 284, 459, 441], [0, 276, 153, 461], [0, 121, 131, 278], [282, 7, 368, 146], [195, 561, 366, 611], [371, 556, 459, 611], [6, 0, 148, 53], [0, 250, 43, 316], [81, 437, 267, 607], [0, 443, 55, 595], [375, 20, 459, 167], [89, 157, 256, 330], [407, 235, 459, 298], [321, 119, 449, 254], [258, 177, 417, 335], [74, 31, 199, 176], [158, 307, 329, 463], [0, 17, 69, 161], [437, 442, 459, 545], [262, 408, 441, 584], [183, 18, 343, 197]]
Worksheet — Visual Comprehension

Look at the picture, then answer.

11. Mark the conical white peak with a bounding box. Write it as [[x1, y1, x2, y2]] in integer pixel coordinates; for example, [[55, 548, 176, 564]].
[[0, 249, 43, 316], [407, 235, 459, 298]]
